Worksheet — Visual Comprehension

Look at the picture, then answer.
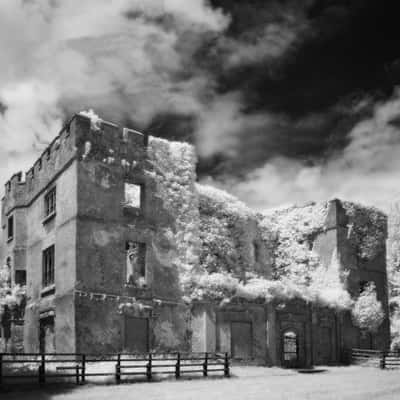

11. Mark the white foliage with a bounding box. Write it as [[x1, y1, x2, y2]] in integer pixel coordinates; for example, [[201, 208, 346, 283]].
[[352, 282, 385, 332], [343, 201, 386, 260], [148, 136, 201, 283], [260, 202, 328, 284], [0, 264, 26, 318], [309, 249, 353, 310], [79, 109, 102, 131], [196, 184, 256, 219]]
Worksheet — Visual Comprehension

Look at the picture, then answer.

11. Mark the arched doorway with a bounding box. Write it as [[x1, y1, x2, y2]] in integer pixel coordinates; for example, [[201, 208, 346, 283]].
[[282, 330, 299, 368]]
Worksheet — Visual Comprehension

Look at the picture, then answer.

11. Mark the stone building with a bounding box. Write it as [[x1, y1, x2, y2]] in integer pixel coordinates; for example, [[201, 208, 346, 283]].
[[0, 113, 390, 366]]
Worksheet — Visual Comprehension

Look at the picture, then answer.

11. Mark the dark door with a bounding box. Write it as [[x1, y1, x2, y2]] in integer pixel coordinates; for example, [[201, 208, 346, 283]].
[[359, 330, 373, 349], [316, 327, 332, 364], [231, 321, 252, 359], [282, 330, 299, 368], [39, 317, 55, 353], [124, 317, 149, 353]]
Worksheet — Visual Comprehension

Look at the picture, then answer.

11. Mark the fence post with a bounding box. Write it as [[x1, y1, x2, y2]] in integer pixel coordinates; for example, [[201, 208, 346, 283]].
[[203, 352, 208, 377], [75, 364, 80, 385], [115, 354, 121, 385], [380, 351, 386, 369], [175, 352, 180, 379], [224, 352, 230, 377], [349, 349, 353, 365], [39, 354, 45, 386], [147, 353, 152, 381], [81, 354, 86, 384]]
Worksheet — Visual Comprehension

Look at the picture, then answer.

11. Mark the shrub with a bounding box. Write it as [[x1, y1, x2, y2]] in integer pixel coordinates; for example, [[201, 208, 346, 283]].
[[352, 282, 385, 332]]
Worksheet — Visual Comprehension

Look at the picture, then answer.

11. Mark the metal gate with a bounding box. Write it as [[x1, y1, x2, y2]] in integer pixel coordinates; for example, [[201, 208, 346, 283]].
[[282, 330, 298, 368]]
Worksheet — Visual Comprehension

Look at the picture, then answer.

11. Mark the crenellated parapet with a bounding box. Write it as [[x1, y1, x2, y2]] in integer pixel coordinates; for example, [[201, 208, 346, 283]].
[[75, 114, 147, 178], [2, 113, 148, 217]]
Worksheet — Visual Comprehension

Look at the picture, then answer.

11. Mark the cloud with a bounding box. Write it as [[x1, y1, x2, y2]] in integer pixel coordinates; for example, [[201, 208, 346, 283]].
[[0, 0, 316, 188], [224, 88, 400, 212], [218, 3, 309, 69], [0, 0, 230, 187], [2, 0, 399, 215]]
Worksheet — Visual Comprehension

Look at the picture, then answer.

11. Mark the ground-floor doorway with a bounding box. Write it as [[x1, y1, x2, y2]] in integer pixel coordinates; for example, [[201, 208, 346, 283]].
[[39, 316, 55, 353], [231, 321, 252, 359], [124, 317, 149, 353], [282, 330, 299, 368]]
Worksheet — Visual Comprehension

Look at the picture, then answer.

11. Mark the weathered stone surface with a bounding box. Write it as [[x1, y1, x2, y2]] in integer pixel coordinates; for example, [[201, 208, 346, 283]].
[[0, 114, 390, 367]]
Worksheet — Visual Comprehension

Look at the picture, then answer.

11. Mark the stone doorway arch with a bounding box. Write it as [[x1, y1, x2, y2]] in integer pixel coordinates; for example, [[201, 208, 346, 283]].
[[282, 329, 299, 368]]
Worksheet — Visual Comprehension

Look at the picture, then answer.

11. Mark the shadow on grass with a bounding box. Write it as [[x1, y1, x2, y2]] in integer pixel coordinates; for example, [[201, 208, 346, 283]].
[[0, 374, 232, 398], [297, 368, 327, 374], [0, 382, 77, 400]]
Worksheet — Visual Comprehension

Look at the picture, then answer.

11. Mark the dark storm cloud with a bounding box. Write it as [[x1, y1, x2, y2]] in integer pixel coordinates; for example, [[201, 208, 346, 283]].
[[186, 0, 399, 176]]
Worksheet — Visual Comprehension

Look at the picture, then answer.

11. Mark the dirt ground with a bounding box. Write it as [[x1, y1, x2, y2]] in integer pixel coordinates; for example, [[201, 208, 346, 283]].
[[2, 365, 400, 400]]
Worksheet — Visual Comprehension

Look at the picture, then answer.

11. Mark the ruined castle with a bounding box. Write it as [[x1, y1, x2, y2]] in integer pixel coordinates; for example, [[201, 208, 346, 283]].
[[0, 113, 390, 367]]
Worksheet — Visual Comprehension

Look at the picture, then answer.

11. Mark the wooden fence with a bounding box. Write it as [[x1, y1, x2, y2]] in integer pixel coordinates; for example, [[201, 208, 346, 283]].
[[0, 352, 230, 387], [351, 348, 400, 369]]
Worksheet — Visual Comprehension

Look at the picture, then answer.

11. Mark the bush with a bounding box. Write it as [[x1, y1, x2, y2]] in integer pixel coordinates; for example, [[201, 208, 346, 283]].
[[352, 282, 385, 332]]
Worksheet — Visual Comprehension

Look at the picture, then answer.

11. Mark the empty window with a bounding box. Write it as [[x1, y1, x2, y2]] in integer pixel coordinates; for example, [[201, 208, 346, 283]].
[[124, 183, 142, 209], [360, 280, 369, 293], [126, 241, 146, 285], [44, 187, 56, 217], [15, 270, 26, 286], [7, 215, 14, 240], [251, 242, 260, 263], [42, 245, 55, 288]]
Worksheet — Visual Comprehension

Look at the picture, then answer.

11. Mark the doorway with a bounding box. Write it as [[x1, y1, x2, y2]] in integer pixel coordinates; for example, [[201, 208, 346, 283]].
[[282, 330, 299, 368], [124, 317, 149, 353], [231, 321, 252, 359], [39, 316, 55, 354]]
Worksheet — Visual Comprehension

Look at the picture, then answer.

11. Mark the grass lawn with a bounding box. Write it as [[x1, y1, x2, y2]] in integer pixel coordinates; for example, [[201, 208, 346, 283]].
[[1, 366, 400, 400]]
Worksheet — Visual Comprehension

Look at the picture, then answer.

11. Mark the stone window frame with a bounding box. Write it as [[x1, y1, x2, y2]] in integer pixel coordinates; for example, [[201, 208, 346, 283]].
[[15, 270, 26, 286], [7, 214, 14, 242], [42, 245, 55, 292], [125, 240, 147, 287], [123, 181, 145, 214], [43, 186, 56, 224]]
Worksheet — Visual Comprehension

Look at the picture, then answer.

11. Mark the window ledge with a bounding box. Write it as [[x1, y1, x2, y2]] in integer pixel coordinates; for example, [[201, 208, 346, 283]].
[[122, 205, 142, 216], [42, 212, 56, 225], [41, 284, 55, 297], [124, 282, 148, 289]]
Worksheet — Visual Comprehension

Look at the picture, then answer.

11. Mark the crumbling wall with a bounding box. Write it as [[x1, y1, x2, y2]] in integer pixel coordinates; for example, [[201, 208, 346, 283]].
[[74, 114, 199, 353]]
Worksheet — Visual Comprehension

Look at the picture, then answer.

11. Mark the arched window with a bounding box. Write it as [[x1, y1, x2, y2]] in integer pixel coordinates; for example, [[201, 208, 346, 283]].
[[283, 330, 298, 363]]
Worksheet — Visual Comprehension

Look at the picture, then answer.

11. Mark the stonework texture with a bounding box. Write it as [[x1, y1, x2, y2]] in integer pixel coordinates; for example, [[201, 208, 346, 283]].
[[0, 113, 390, 367]]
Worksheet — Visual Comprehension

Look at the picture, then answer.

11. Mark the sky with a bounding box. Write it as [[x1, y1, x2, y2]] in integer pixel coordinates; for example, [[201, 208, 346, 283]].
[[1, 0, 400, 211]]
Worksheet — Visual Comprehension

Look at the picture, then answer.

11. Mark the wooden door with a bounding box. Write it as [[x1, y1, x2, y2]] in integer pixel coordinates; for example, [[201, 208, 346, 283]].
[[231, 321, 252, 359], [124, 317, 149, 353], [316, 327, 332, 364]]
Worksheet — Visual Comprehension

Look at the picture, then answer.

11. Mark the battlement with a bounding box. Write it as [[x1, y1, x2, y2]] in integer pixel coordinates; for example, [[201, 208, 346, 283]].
[[2, 112, 148, 216]]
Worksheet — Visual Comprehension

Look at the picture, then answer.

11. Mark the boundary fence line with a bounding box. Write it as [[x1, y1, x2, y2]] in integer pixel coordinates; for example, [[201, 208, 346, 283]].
[[351, 348, 400, 369], [0, 352, 230, 387]]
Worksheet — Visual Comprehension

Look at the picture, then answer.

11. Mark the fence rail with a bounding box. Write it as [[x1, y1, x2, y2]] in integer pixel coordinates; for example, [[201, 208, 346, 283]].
[[0, 352, 230, 388], [350, 348, 400, 369]]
